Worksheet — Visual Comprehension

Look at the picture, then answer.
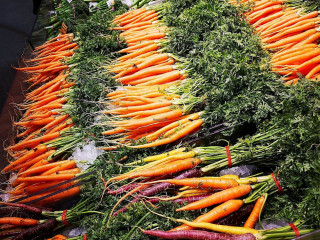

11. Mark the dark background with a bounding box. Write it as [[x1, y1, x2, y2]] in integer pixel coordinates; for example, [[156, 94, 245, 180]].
[[0, 0, 42, 174]]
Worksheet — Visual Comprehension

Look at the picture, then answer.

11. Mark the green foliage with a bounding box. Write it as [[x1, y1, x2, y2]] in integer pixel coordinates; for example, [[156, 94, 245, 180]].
[[287, 0, 320, 12]]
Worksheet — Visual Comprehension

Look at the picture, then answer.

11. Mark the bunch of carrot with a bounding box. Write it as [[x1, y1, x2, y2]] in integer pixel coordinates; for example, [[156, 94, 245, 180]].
[[107, 164, 307, 239], [0, 202, 58, 240], [2, 33, 81, 205], [101, 7, 205, 150], [230, 0, 320, 85]]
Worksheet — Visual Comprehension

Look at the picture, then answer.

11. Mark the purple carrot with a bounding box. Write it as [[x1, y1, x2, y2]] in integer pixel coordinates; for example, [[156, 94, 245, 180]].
[[0, 202, 42, 214], [214, 203, 255, 226], [12, 218, 56, 240], [142, 229, 255, 240], [0, 230, 21, 238], [139, 168, 201, 197], [108, 183, 140, 195], [173, 194, 213, 205]]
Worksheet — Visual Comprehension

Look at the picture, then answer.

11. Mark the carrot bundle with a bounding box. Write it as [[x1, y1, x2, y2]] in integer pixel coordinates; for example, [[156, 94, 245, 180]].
[[100, 8, 208, 150], [2, 33, 81, 206], [230, 0, 320, 84]]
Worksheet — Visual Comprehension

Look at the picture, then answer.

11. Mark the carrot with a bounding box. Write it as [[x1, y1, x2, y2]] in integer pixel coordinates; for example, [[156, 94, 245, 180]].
[[243, 195, 266, 228], [7, 131, 62, 152], [0, 202, 42, 214], [41, 160, 76, 175], [115, 53, 169, 78], [27, 186, 80, 204], [106, 101, 172, 114], [113, 109, 183, 129], [176, 219, 258, 235], [142, 229, 243, 239], [125, 32, 166, 44], [144, 112, 201, 142], [172, 199, 244, 231], [15, 173, 77, 183], [263, 22, 317, 43], [117, 65, 174, 84], [0, 217, 39, 226], [294, 32, 320, 47], [18, 160, 72, 177], [176, 185, 252, 211], [265, 28, 318, 49], [259, 11, 300, 35], [153, 177, 239, 190], [2, 145, 49, 172], [273, 48, 320, 66], [118, 40, 155, 53], [117, 44, 160, 62], [306, 64, 320, 78], [137, 70, 181, 86], [19, 181, 76, 194], [248, 5, 283, 24], [109, 158, 201, 183], [130, 119, 203, 149], [11, 150, 55, 171], [253, 10, 285, 28]]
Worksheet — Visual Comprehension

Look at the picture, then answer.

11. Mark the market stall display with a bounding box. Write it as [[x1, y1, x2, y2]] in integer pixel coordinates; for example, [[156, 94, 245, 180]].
[[1, 0, 320, 239]]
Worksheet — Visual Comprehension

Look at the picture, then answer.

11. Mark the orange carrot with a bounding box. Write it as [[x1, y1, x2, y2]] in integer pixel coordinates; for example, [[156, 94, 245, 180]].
[[265, 28, 318, 49], [153, 177, 239, 189], [109, 158, 201, 182], [172, 199, 244, 231], [0, 217, 39, 226], [106, 101, 172, 114], [130, 119, 203, 148], [18, 160, 71, 177], [15, 173, 77, 183], [7, 131, 61, 152], [244, 195, 266, 228], [176, 185, 251, 211], [41, 160, 76, 175], [10, 150, 55, 171], [117, 65, 174, 84], [2, 145, 49, 172], [115, 53, 169, 78]]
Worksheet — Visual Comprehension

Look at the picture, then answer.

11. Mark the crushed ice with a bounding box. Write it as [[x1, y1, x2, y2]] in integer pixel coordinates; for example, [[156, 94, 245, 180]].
[[70, 141, 103, 171], [219, 165, 257, 178]]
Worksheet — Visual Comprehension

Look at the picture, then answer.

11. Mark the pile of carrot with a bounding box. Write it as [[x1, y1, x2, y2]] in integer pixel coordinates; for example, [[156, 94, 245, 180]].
[[230, 0, 320, 85], [101, 8, 204, 150], [2, 33, 81, 205], [0, 202, 59, 240]]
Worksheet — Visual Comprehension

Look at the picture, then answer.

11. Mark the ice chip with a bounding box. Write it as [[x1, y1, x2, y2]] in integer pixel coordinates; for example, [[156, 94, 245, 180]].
[[62, 227, 86, 238], [219, 165, 257, 178], [257, 220, 288, 230], [0, 193, 10, 202], [9, 172, 17, 184], [121, 0, 132, 7], [70, 141, 103, 170]]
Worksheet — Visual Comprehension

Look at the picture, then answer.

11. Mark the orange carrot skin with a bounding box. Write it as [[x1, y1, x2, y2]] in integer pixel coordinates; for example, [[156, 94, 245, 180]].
[[177, 184, 252, 211], [0, 217, 39, 226], [131, 119, 204, 149], [158, 177, 239, 190], [172, 199, 244, 231], [113, 158, 201, 181], [244, 195, 266, 228], [2, 144, 49, 172], [15, 173, 77, 183]]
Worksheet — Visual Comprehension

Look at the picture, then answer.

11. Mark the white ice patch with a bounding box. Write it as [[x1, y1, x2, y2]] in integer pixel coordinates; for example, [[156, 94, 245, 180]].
[[219, 165, 257, 178], [62, 227, 86, 238], [121, 0, 133, 7], [70, 141, 103, 171], [256, 220, 288, 230], [8, 172, 17, 184], [0, 193, 10, 202]]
